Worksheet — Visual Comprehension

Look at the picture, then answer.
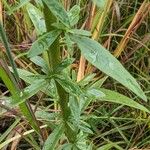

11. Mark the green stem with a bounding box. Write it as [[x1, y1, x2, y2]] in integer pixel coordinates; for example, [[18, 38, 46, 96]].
[[0, 24, 43, 140], [43, 4, 77, 143], [0, 58, 43, 138]]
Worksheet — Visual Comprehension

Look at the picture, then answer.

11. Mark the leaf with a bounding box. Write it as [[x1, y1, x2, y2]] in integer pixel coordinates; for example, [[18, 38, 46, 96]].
[[21, 80, 47, 102], [26, 3, 46, 35], [34, 0, 43, 8], [35, 111, 58, 121], [28, 30, 61, 57], [78, 73, 96, 87], [58, 143, 73, 150], [54, 58, 74, 73], [52, 22, 67, 30], [10, 68, 58, 98], [42, 124, 64, 150], [86, 88, 106, 99], [92, 0, 106, 8], [55, 74, 83, 96], [43, 0, 70, 28], [80, 88, 105, 111], [68, 29, 91, 36], [70, 35, 147, 101], [99, 88, 150, 113], [30, 56, 49, 73], [79, 120, 93, 134], [9, 79, 47, 106], [90, 76, 108, 88], [68, 5, 80, 26]]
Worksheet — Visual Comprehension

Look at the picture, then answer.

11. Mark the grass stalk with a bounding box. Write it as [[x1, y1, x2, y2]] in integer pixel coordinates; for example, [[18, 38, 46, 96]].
[[0, 23, 43, 139], [114, 0, 150, 57]]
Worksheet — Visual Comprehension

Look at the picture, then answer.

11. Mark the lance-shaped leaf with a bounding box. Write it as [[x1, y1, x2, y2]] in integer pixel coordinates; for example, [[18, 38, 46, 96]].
[[43, 0, 70, 28], [68, 5, 80, 26], [28, 30, 61, 57], [26, 3, 46, 35], [54, 74, 83, 96], [98, 89, 149, 113], [42, 124, 64, 150], [70, 35, 147, 101]]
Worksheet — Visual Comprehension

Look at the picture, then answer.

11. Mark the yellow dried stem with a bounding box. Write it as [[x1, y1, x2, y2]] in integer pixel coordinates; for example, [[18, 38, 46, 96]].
[[92, 0, 113, 40], [114, 0, 150, 58], [0, 0, 2, 23], [77, 3, 96, 81], [85, 0, 113, 75]]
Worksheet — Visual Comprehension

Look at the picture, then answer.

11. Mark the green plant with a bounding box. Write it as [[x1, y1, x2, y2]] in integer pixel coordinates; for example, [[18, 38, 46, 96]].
[[0, 0, 149, 149]]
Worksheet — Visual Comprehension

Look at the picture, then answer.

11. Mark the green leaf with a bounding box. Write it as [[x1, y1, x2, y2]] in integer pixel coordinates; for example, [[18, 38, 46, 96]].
[[28, 30, 61, 57], [68, 5, 80, 26], [90, 76, 108, 88], [55, 74, 83, 96], [26, 3, 46, 35], [70, 35, 147, 101], [99, 88, 150, 113], [21, 80, 47, 103], [54, 58, 74, 73], [80, 88, 105, 111], [68, 29, 91, 36], [86, 88, 106, 99], [92, 0, 106, 8], [30, 56, 49, 73], [43, 0, 70, 28], [52, 22, 67, 30], [42, 124, 64, 150], [35, 111, 58, 121], [78, 73, 96, 87], [79, 120, 93, 134], [34, 0, 43, 8], [69, 96, 81, 125], [9, 79, 47, 106], [10, 68, 58, 98]]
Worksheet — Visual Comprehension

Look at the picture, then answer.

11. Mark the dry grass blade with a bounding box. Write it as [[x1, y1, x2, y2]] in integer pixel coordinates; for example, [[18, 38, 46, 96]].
[[10, 126, 23, 150], [0, 125, 48, 149], [114, 0, 150, 57], [0, 0, 2, 23], [77, 2, 96, 82], [92, 0, 113, 40]]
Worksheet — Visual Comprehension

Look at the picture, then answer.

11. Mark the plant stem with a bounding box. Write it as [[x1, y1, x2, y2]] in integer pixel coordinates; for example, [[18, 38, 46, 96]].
[[43, 4, 77, 143]]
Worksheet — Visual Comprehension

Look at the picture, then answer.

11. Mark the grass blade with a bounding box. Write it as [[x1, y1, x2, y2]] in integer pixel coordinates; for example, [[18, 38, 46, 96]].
[[0, 23, 20, 83]]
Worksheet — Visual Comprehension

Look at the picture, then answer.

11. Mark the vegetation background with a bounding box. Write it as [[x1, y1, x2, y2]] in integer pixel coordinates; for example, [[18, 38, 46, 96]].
[[0, 0, 150, 149]]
